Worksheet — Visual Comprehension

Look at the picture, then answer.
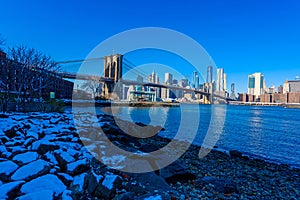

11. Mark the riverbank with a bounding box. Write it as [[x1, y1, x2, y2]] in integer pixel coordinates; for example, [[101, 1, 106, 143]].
[[229, 101, 300, 108], [0, 111, 299, 199]]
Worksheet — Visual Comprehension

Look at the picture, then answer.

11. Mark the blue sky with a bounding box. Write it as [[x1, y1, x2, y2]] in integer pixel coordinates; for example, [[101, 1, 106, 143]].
[[1, 0, 300, 93]]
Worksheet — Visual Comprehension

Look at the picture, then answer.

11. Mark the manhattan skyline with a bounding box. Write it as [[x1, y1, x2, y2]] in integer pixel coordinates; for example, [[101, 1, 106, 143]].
[[1, 0, 300, 93]]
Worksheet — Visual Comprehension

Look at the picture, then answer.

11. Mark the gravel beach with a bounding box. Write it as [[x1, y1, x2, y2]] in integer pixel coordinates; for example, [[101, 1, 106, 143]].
[[0, 111, 299, 199]]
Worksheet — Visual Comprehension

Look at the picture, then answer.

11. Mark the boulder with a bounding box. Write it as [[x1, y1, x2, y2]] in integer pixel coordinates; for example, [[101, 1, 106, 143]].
[[66, 159, 90, 176], [87, 169, 103, 194], [229, 150, 243, 158], [16, 190, 54, 200], [196, 177, 238, 194], [12, 151, 39, 165], [70, 173, 88, 194], [20, 174, 67, 198], [57, 173, 73, 186], [0, 181, 25, 199], [113, 192, 134, 200], [0, 160, 19, 181], [37, 141, 60, 154], [126, 172, 171, 194], [11, 159, 51, 181], [54, 150, 75, 167], [159, 161, 196, 183], [94, 174, 123, 199]]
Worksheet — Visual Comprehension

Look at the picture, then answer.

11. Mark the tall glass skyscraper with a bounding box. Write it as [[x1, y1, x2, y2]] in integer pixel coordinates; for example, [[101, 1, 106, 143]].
[[206, 66, 213, 83], [248, 72, 265, 98]]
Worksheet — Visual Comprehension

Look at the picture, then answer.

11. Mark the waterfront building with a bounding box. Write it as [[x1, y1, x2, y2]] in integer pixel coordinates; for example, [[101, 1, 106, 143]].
[[278, 85, 283, 94], [206, 66, 213, 83], [248, 72, 266, 99], [283, 79, 300, 93], [268, 85, 276, 94], [229, 83, 236, 99]]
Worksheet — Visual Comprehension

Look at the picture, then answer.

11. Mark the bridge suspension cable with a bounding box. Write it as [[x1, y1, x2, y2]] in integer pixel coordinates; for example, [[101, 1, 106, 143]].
[[55, 57, 105, 64]]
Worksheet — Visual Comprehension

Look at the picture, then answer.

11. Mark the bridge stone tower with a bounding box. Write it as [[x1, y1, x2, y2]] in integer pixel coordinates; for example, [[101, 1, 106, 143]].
[[102, 54, 123, 100]]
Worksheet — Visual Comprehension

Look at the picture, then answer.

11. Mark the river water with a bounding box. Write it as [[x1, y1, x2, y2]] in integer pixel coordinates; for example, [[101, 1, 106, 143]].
[[96, 104, 300, 168]]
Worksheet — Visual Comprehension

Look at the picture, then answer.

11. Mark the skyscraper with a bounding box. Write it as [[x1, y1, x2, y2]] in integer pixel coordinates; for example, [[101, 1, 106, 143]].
[[164, 73, 173, 85], [216, 68, 225, 92], [193, 71, 200, 89], [248, 72, 265, 98], [206, 66, 213, 83]]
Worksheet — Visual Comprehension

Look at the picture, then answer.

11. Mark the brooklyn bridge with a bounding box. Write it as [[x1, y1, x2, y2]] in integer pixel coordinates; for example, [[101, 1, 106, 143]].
[[58, 54, 235, 104]]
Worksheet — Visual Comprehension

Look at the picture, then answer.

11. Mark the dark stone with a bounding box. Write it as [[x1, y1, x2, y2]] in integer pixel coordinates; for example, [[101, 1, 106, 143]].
[[94, 174, 123, 199], [196, 177, 238, 194], [86, 169, 103, 194], [37, 142, 60, 154], [229, 150, 243, 158], [0, 114, 9, 118], [159, 161, 196, 183], [57, 173, 73, 186], [126, 172, 171, 194], [4, 126, 18, 138], [66, 159, 90, 176], [113, 192, 134, 200], [140, 144, 160, 153], [0, 181, 25, 199]]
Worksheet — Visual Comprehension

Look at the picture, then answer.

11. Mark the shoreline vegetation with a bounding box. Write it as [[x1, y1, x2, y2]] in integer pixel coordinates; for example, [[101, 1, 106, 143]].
[[0, 111, 299, 199]]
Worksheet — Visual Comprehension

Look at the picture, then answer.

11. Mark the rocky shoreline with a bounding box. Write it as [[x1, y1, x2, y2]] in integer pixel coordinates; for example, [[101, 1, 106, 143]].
[[0, 111, 299, 199]]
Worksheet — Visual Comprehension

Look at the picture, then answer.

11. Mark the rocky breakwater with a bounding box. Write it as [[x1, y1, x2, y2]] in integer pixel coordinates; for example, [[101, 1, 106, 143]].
[[0, 111, 299, 199], [0, 112, 195, 199]]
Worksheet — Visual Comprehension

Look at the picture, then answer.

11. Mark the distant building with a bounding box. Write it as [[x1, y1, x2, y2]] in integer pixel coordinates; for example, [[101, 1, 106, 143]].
[[278, 85, 283, 94], [164, 72, 173, 85], [283, 80, 300, 93], [136, 75, 143, 83], [192, 71, 200, 88], [268, 85, 276, 94], [206, 66, 213, 83], [229, 83, 236, 99], [179, 79, 189, 88], [248, 72, 266, 99]]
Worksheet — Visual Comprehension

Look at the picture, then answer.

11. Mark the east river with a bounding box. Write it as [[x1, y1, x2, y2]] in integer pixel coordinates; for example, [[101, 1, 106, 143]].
[[96, 104, 300, 168]]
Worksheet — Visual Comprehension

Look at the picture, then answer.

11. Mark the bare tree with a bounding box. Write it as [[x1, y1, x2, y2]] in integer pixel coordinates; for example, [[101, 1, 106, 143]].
[[81, 77, 102, 99], [8, 45, 60, 111], [0, 34, 5, 51]]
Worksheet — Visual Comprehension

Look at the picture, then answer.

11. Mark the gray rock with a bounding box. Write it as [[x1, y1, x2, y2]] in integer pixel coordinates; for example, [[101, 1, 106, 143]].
[[159, 161, 196, 183], [87, 169, 103, 194], [57, 173, 73, 186], [16, 190, 54, 200], [66, 159, 90, 175], [127, 172, 171, 193], [12, 151, 39, 165], [11, 159, 50, 181], [113, 192, 135, 200], [37, 141, 60, 154], [196, 177, 238, 194], [94, 174, 123, 199], [61, 190, 74, 200], [54, 150, 75, 167], [20, 174, 66, 197], [71, 173, 88, 194], [229, 150, 243, 158], [0, 181, 25, 199], [43, 152, 58, 165], [0, 160, 19, 181]]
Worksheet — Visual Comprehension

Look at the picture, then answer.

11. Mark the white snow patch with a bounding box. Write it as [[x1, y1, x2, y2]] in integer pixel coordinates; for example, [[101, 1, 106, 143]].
[[101, 155, 126, 170], [102, 175, 118, 190]]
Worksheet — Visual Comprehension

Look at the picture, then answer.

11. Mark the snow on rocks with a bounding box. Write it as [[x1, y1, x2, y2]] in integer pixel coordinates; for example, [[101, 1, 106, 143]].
[[12, 151, 39, 165], [11, 159, 50, 181], [20, 174, 66, 197], [16, 190, 55, 200], [66, 158, 90, 175], [0, 181, 25, 199], [0, 160, 19, 181]]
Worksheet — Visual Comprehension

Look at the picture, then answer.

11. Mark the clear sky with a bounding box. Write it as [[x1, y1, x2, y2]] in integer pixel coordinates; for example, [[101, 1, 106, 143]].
[[1, 0, 300, 93]]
